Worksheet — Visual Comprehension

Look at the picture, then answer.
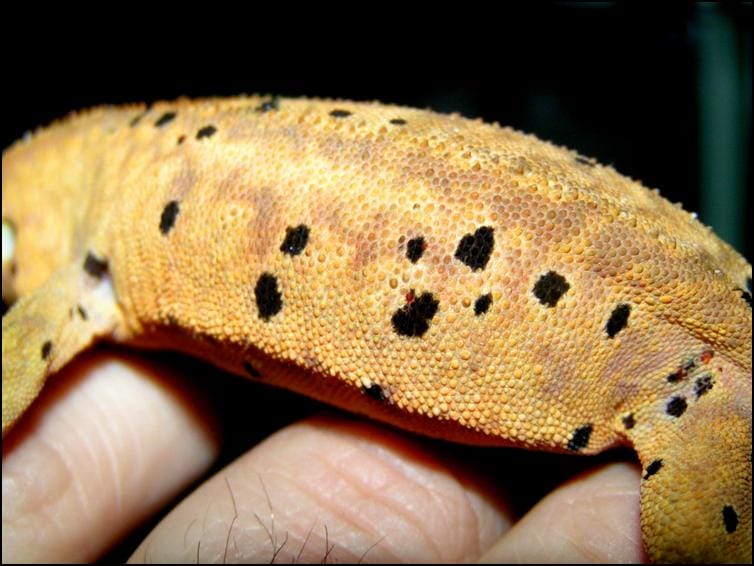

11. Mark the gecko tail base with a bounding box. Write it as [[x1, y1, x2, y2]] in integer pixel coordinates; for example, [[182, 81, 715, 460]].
[[630, 370, 752, 563]]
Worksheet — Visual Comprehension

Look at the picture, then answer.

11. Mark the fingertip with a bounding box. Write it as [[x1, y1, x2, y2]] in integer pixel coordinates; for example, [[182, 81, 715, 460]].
[[479, 461, 648, 563]]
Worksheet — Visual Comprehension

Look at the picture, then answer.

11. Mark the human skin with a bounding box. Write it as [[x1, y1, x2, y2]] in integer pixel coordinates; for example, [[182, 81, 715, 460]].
[[2, 348, 645, 563]]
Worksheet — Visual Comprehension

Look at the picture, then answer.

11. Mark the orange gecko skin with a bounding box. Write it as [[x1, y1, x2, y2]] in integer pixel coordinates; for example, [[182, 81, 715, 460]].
[[2, 96, 751, 562]]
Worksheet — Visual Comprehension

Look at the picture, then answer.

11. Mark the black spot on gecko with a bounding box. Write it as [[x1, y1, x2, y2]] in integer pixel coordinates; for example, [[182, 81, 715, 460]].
[[665, 370, 684, 384], [722, 505, 739, 533], [391, 292, 439, 337], [160, 201, 180, 235], [533, 271, 570, 307], [330, 109, 352, 118], [683, 356, 698, 372], [280, 225, 310, 256], [643, 459, 663, 479], [694, 373, 714, 398], [41, 340, 52, 360], [739, 287, 752, 308], [390, 118, 407, 125], [177, 135, 187, 145], [255, 273, 283, 320], [129, 112, 147, 127], [255, 98, 279, 113], [77, 305, 88, 320], [196, 125, 217, 139], [666, 396, 687, 418], [243, 361, 262, 378], [83, 252, 108, 279], [155, 112, 177, 127], [622, 413, 636, 430], [474, 293, 492, 316], [454, 226, 494, 271], [363, 383, 387, 401], [567, 424, 593, 451], [666, 356, 697, 383], [575, 155, 596, 166], [406, 236, 425, 263], [605, 303, 631, 338]]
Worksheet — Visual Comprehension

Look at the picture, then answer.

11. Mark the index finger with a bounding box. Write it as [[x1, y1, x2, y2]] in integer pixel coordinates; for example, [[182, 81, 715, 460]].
[[2, 348, 220, 563]]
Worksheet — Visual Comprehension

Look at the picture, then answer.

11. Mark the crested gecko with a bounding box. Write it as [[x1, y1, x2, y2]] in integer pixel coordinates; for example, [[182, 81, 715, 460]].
[[1, 96, 751, 563]]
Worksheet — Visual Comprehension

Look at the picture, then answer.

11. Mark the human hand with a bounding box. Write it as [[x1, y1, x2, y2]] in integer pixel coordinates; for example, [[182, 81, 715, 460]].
[[2, 348, 647, 563]]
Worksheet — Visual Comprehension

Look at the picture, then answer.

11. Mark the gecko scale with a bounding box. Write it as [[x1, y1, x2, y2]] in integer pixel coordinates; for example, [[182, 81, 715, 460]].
[[2, 96, 751, 562]]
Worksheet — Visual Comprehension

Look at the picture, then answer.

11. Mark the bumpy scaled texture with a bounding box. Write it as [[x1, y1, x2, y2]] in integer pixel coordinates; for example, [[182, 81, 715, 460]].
[[2, 96, 751, 562]]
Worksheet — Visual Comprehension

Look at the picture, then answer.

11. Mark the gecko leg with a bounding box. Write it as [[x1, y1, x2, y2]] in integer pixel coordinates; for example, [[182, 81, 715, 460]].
[[630, 368, 751, 563], [2, 259, 121, 435]]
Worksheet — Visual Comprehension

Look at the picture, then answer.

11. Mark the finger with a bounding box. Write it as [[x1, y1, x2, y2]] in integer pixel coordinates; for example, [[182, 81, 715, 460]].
[[478, 461, 647, 563], [128, 414, 512, 563], [2, 348, 220, 563]]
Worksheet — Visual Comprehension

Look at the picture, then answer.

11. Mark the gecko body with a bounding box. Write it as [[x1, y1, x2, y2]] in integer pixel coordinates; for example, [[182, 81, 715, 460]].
[[2, 97, 751, 562]]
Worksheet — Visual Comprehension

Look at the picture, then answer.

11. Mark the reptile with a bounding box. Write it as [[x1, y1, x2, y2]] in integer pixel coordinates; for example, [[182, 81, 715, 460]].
[[1, 96, 751, 563]]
